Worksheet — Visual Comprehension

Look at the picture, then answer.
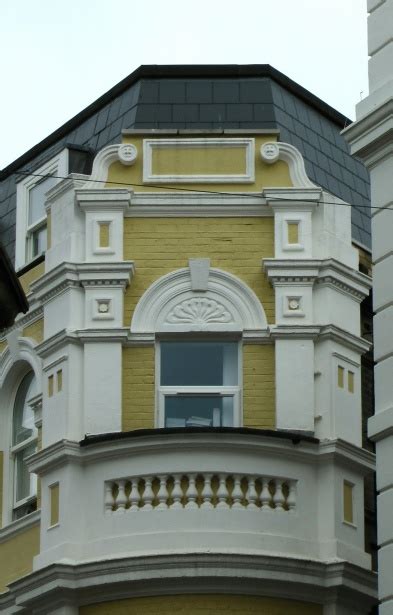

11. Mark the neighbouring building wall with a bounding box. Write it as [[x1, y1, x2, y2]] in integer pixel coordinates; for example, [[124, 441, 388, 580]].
[[344, 1, 393, 612]]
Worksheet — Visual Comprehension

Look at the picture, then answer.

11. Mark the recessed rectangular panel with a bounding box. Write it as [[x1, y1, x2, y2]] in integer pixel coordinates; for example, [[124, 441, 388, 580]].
[[143, 138, 255, 183]]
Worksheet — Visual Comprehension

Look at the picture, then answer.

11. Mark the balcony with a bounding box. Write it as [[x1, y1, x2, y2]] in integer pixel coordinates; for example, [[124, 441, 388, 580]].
[[29, 428, 374, 572]]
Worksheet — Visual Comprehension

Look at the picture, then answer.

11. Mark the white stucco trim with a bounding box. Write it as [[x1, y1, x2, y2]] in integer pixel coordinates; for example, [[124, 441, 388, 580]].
[[87, 144, 138, 189], [261, 142, 317, 188], [131, 267, 267, 334]]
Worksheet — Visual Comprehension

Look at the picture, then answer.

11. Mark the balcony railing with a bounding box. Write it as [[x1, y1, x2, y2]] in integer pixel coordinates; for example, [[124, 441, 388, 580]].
[[28, 427, 374, 573]]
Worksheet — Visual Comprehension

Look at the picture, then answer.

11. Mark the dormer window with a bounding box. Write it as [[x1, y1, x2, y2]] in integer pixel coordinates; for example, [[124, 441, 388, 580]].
[[27, 174, 56, 260], [15, 149, 69, 269]]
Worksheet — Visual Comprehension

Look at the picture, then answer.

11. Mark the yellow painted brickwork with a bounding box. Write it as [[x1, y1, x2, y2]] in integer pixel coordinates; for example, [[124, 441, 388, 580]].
[[123, 217, 275, 325], [151, 144, 247, 176], [0, 340, 6, 355], [0, 523, 40, 593], [0, 453, 3, 529], [22, 319, 44, 344], [123, 346, 155, 431], [243, 344, 275, 428], [108, 134, 292, 192], [80, 594, 322, 614], [18, 261, 45, 294]]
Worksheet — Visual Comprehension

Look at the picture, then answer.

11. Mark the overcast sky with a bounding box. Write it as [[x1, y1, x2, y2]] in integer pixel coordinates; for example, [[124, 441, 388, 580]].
[[0, 0, 368, 170]]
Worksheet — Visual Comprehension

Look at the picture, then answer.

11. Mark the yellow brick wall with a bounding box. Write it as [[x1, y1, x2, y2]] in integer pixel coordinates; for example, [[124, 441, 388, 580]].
[[0, 340, 6, 355], [122, 217, 276, 431], [123, 217, 275, 325], [80, 595, 322, 614], [18, 261, 45, 295], [22, 319, 44, 344], [243, 344, 275, 429], [0, 523, 40, 593], [123, 347, 155, 431]]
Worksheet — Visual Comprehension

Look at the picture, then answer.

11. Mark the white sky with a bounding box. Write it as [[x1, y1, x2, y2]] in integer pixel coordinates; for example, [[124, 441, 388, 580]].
[[0, 0, 368, 170]]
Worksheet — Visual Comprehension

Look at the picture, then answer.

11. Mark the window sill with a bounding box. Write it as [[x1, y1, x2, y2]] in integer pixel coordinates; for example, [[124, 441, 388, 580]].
[[0, 509, 40, 544], [16, 253, 45, 276]]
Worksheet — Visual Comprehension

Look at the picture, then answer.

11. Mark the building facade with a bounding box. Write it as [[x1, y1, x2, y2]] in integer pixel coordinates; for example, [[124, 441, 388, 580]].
[[344, 1, 393, 613], [0, 67, 377, 614]]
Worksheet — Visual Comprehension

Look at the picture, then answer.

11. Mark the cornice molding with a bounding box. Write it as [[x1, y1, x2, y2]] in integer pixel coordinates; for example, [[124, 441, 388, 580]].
[[75, 188, 132, 211], [317, 324, 371, 354], [30, 261, 135, 304], [3, 545, 377, 613], [263, 258, 371, 301]]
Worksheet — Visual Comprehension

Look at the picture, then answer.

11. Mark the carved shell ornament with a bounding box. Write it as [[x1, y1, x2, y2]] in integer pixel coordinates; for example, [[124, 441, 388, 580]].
[[166, 297, 232, 325]]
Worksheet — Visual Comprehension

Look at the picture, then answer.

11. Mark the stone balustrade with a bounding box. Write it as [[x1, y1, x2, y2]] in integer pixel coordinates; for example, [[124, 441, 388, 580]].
[[105, 474, 297, 513]]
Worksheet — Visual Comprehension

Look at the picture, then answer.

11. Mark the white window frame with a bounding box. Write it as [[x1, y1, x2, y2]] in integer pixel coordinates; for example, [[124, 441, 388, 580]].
[[9, 372, 38, 520], [156, 339, 242, 429], [15, 149, 69, 269]]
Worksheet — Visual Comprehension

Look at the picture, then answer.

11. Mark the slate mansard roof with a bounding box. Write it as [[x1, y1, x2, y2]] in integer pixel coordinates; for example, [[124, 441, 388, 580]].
[[0, 65, 371, 263]]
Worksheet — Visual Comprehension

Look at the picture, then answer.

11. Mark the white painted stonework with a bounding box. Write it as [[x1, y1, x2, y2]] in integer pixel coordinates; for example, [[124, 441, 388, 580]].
[[344, 2, 393, 612]]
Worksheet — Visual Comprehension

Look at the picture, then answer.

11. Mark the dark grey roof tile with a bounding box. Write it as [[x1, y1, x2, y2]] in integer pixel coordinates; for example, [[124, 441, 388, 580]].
[[239, 80, 272, 103], [226, 103, 253, 121], [172, 104, 200, 123], [94, 105, 111, 134], [135, 104, 172, 123], [199, 104, 226, 122], [186, 81, 213, 103], [108, 117, 124, 141], [122, 106, 138, 128], [118, 84, 140, 116], [213, 81, 240, 103], [107, 97, 123, 125], [96, 126, 113, 150], [159, 80, 186, 103], [139, 80, 160, 103], [252, 103, 276, 122]]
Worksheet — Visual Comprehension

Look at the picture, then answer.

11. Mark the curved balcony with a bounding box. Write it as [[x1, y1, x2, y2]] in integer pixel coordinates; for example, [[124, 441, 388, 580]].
[[28, 428, 374, 572]]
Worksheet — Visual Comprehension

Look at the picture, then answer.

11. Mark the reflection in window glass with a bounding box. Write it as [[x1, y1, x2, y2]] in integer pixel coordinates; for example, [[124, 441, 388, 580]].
[[165, 395, 234, 428], [161, 342, 238, 386], [28, 175, 56, 225], [12, 372, 38, 518], [13, 372, 36, 445]]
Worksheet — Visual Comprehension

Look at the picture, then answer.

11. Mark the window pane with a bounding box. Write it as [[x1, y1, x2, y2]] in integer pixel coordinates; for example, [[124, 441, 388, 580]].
[[13, 372, 36, 445], [165, 395, 234, 428], [28, 175, 56, 225], [32, 225, 47, 257], [15, 443, 36, 502], [161, 342, 238, 386]]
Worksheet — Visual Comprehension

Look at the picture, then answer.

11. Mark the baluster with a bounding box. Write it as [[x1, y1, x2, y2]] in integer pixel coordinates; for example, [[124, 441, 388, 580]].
[[129, 478, 140, 511], [260, 478, 271, 510], [216, 475, 228, 509], [115, 479, 127, 513], [201, 474, 213, 509], [231, 475, 243, 509], [143, 476, 154, 510], [156, 475, 169, 510], [186, 474, 198, 509], [287, 480, 297, 512], [246, 476, 258, 509], [171, 474, 183, 509], [105, 482, 115, 513], [273, 479, 285, 511]]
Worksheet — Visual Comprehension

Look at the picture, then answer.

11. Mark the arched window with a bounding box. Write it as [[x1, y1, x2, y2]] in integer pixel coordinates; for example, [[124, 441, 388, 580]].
[[11, 371, 38, 519]]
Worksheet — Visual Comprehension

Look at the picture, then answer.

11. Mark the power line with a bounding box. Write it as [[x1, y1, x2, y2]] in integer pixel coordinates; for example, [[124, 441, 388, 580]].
[[14, 170, 382, 212]]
